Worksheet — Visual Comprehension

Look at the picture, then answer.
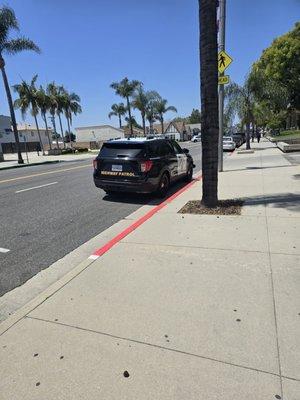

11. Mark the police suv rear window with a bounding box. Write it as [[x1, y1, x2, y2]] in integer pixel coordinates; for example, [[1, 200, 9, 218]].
[[99, 143, 147, 158]]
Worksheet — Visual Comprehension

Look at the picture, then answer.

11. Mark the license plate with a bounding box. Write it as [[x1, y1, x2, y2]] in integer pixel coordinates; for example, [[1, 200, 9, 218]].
[[112, 164, 122, 172]]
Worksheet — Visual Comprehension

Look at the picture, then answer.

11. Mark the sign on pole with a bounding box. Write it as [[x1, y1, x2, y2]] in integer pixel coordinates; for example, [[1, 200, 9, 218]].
[[218, 75, 230, 85], [218, 50, 233, 73]]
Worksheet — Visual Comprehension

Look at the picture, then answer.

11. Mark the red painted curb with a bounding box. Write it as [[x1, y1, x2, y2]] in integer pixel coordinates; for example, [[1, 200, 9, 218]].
[[90, 175, 202, 259]]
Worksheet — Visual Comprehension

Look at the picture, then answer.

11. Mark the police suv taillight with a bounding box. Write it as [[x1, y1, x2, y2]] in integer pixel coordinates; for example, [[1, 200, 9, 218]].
[[140, 160, 153, 173]]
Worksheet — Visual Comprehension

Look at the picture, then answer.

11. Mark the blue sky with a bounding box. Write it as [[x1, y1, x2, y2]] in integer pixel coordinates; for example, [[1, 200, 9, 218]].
[[0, 0, 299, 130]]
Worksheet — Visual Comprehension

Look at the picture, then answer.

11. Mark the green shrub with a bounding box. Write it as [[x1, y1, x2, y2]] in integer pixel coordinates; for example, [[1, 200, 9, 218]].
[[76, 148, 89, 153], [61, 148, 74, 154]]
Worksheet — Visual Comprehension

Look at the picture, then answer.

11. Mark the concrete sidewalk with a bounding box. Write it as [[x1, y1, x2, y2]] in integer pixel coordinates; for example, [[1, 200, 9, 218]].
[[1, 139, 299, 399], [0, 151, 98, 170]]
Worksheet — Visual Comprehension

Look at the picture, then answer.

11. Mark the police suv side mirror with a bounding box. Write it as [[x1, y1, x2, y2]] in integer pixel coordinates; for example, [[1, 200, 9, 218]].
[[182, 148, 189, 154]]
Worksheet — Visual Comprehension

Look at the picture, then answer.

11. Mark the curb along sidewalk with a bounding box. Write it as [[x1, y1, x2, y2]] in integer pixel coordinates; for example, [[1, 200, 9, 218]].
[[0, 139, 299, 400], [0, 151, 98, 170]]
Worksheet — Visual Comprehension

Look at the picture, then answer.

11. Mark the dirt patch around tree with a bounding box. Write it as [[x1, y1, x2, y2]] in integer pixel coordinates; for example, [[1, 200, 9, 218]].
[[178, 199, 244, 215]]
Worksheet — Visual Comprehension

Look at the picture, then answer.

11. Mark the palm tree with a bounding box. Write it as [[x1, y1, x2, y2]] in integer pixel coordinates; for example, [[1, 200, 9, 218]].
[[108, 103, 127, 128], [54, 85, 67, 149], [153, 98, 177, 135], [46, 82, 60, 149], [13, 75, 45, 155], [132, 90, 161, 136], [0, 6, 40, 163], [110, 77, 141, 136], [36, 86, 52, 149], [199, 0, 219, 206], [61, 88, 82, 148], [225, 80, 256, 150]]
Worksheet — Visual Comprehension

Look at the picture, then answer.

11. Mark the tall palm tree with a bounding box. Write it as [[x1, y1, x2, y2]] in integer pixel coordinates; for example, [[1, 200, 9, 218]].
[[153, 98, 177, 135], [13, 75, 45, 155], [132, 90, 161, 136], [110, 77, 141, 136], [0, 6, 40, 163], [36, 85, 52, 149], [108, 103, 127, 128], [61, 88, 82, 148], [54, 85, 67, 149], [46, 82, 60, 149], [199, 0, 219, 206], [131, 88, 149, 135]]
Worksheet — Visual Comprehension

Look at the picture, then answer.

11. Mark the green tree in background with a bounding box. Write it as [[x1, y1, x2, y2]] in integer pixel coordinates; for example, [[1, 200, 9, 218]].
[[110, 78, 141, 137], [13, 75, 45, 155], [189, 108, 201, 124], [253, 22, 300, 110], [108, 103, 127, 128]]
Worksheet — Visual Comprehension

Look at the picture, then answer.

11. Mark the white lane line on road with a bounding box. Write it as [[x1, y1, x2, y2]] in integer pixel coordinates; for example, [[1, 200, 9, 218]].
[[15, 181, 58, 194], [0, 247, 10, 253]]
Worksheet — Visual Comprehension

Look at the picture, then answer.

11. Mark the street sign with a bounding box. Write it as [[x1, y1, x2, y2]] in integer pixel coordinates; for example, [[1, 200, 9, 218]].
[[218, 75, 230, 85], [218, 50, 233, 73]]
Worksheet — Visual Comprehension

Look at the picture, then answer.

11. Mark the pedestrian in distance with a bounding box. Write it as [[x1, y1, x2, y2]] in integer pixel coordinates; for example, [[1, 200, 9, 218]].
[[36, 142, 41, 156], [257, 131, 261, 143]]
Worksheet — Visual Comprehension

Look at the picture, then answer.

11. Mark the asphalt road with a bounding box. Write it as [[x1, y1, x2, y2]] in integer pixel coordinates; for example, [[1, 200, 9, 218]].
[[0, 142, 202, 296]]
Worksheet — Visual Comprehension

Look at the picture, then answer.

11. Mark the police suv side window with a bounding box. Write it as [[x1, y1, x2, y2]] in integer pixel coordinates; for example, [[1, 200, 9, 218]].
[[159, 141, 174, 157], [171, 140, 183, 154]]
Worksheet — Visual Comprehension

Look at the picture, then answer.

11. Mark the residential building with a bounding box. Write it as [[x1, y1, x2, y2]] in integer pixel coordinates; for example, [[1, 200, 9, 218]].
[[149, 120, 189, 141], [186, 123, 201, 137], [0, 118, 53, 153], [123, 126, 145, 138], [75, 125, 125, 148]]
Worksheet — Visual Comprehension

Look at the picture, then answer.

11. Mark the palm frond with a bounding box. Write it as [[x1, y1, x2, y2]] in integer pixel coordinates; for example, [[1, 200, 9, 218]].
[[108, 111, 117, 119], [0, 6, 19, 46], [3, 37, 41, 55]]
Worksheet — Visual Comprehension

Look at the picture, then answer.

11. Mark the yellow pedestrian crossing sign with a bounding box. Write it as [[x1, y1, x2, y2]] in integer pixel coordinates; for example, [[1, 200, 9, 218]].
[[218, 75, 230, 85], [218, 50, 233, 73]]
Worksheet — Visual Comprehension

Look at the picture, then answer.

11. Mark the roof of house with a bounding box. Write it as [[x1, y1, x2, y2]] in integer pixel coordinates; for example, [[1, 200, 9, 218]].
[[17, 124, 49, 132], [151, 123, 170, 134], [75, 124, 124, 132]]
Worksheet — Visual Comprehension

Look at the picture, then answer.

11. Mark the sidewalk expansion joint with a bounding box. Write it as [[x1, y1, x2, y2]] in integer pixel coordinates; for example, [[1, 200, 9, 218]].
[[261, 153, 284, 399], [118, 241, 300, 257], [26, 315, 290, 381]]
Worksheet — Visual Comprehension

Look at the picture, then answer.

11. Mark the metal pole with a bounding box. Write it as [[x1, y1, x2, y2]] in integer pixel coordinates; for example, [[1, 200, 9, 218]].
[[218, 0, 226, 172]]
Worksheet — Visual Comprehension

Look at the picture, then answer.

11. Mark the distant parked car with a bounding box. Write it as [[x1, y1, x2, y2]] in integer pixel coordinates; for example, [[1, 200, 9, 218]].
[[191, 134, 201, 142], [230, 134, 244, 147], [223, 137, 236, 151]]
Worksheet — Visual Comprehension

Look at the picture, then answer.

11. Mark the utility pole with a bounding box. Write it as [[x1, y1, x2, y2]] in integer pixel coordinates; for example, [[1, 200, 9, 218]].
[[218, 0, 226, 172]]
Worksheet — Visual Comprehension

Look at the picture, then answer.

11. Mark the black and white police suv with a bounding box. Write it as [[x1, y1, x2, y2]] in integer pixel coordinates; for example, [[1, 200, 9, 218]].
[[93, 138, 195, 197]]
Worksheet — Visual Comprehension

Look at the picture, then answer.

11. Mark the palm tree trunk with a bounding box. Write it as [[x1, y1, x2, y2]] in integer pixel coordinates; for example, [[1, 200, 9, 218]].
[[66, 114, 73, 149], [0, 59, 24, 164], [33, 114, 45, 155], [42, 112, 52, 150], [52, 114, 59, 149], [199, 0, 219, 207], [126, 97, 133, 137], [142, 113, 146, 136], [118, 114, 122, 129], [246, 122, 251, 149], [161, 116, 164, 135], [58, 113, 66, 148]]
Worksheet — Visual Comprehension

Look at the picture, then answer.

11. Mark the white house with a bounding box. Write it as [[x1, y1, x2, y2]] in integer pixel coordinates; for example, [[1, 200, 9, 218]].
[[0, 115, 13, 143], [17, 124, 52, 146], [0, 117, 53, 153], [75, 125, 125, 148]]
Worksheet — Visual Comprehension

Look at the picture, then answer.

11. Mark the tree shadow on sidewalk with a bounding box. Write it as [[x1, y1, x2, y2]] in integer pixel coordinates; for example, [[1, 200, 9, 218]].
[[102, 179, 192, 206], [243, 193, 300, 213]]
